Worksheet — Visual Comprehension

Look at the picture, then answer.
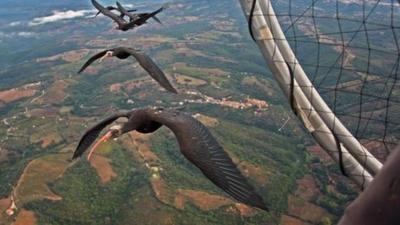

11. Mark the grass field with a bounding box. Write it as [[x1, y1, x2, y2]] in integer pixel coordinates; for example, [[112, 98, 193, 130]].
[[89, 154, 118, 184], [15, 153, 71, 205], [11, 209, 37, 225], [33, 80, 71, 105], [29, 127, 63, 149], [174, 74, 207, 87]]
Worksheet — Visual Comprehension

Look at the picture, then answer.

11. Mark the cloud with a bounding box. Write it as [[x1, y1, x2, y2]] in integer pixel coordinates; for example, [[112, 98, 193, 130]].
[[9, 21, 22, 27], [17, 32, 36, 37], [124, 4, 134, 8], [28, 9, 95, 26], [0, 31, 37, 38]]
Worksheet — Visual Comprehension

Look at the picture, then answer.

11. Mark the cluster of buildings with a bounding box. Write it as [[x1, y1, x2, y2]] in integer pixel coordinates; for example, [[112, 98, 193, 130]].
[[185, 91, 268, 111]]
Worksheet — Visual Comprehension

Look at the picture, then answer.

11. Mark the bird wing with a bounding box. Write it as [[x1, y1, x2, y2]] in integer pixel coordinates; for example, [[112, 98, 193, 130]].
[[91, 0, 126, 26], [127, 7, 164, 26], [78, 50, 108, 73], [73, 113, 129, 159], [125, 48, 177, 93], [137, 13, 162, 24], [116, 1, 138, 20], [94, 11, 101, 18], [174, 116, 268, 211], [152, 16, 162, 24]]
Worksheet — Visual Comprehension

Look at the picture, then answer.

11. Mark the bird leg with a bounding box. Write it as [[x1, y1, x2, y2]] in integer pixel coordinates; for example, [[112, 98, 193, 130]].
[[87, 131, 113, 160]]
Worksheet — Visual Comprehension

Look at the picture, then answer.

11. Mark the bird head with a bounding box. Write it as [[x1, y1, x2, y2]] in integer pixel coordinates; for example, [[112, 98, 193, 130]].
[[109, 124, 124, 138], [86, 124, 123, 160], [99, 51, 114, 62]]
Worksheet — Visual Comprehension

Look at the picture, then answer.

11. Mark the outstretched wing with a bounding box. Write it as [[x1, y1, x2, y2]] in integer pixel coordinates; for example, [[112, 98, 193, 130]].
[[73, 113, 129, 159], [116, 1, 138, 20], [127, 7, 164, 26], [172, 115, 268, 211], [151, 16, 162, 24], [91, 0, 126, 26], [94, 11, 101, 18], [125, 48, 177, 93], [78, 50, 108, 73], [137, 13, 162, 24]]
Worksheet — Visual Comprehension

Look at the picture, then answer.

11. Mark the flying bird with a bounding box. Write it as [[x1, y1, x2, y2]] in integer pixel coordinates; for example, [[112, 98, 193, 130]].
[[116, 1, 162, 24], [94, 5, 137, 19], [72, 107, 269, 211], [78, 47, 177, 94], [91, 0, 164, 31]]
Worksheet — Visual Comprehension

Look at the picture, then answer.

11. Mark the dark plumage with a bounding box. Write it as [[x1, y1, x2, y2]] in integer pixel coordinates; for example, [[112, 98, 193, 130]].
[[92, 0, 164, 31], [94, 5, 137, 19], [73, 107, 269, 211], [116, 1, 162, 24], [78, 47, 177, 94]]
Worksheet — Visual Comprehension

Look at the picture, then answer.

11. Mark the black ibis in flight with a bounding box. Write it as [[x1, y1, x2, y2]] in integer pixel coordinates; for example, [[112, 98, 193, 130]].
[[72, 107, 269, 211], [91, 0, 164, 31], [78, 47, 177, 94], [116, 1, 162, 24]]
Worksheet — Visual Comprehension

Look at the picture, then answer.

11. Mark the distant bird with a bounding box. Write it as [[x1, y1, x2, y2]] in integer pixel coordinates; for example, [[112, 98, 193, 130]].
[[94, 5, 137, 19], [72, 107, 269, 211], [92, 0, 164, 31], [116, 1, 162, 24], [5, 185, 17, 217], [78, 47, 177, 94]]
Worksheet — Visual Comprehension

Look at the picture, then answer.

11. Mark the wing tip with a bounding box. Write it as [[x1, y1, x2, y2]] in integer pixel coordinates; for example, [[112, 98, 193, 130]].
[[169, 87, 178, 94], [250, 195, 269, 212], [77, 66, 85, 74], [255, 203, 269, 212], [71, 152, 81, 160], [72, 146, 84, 160]]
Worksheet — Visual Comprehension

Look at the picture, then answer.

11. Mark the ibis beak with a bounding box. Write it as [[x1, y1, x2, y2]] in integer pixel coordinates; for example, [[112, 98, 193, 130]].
[[87, 131, 114, 160]]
